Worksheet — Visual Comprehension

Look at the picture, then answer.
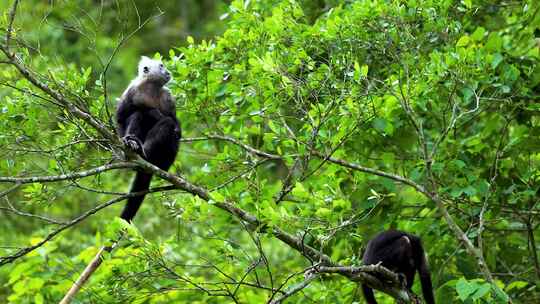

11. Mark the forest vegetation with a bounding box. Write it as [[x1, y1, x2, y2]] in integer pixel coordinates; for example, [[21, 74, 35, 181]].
[[0, 0, 539, 303]]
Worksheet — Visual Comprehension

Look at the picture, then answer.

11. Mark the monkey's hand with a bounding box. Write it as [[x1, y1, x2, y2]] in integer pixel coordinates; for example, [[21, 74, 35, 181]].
[[122, 135, 147, 159]]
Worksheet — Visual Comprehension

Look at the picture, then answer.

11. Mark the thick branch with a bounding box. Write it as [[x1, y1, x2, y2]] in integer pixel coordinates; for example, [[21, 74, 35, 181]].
[[314, 265, 411, 302], [134, 159, 332, 265], [59, 243, 117, 304]]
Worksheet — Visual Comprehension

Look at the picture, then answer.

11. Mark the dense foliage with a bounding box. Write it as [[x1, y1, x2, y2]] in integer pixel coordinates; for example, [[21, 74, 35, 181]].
[[1, 0, 539, 303]]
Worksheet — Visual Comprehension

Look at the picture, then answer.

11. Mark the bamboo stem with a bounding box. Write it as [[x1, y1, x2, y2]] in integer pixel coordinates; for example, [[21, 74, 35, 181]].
[[59, 243, 116, 304]]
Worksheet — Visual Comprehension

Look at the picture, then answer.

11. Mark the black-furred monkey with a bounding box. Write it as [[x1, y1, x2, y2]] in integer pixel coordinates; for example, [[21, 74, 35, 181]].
[[116, 56, 180, 222], [362, 230, 435, 304]]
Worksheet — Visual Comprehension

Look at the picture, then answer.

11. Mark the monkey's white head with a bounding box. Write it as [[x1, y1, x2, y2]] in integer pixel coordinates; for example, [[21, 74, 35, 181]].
[[137, 56, 171, 86]]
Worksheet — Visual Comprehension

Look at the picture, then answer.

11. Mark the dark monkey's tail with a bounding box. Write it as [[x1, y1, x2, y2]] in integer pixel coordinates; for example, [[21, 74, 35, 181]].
[[410, 235, 436, 304], [361, 284, 377, 304], [120, 171, 153, 222]]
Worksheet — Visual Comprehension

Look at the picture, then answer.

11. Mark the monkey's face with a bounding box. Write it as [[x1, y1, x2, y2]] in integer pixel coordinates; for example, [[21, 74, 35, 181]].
[[138, 56, 171, 86]]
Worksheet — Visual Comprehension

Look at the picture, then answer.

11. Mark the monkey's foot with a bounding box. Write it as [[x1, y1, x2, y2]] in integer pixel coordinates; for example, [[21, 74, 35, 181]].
[[397, 273, 408, 287], [122, 136, 147, 158]]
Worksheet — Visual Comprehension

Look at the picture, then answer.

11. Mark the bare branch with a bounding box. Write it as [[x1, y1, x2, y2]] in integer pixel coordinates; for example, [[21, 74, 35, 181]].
[[0, 185, 176, 266], [182, 135, 282, 159], [1, 197, 66, 225], [312, 151, 429, 197], [269, 272, 318, 304], [99, 9, 165, 127], [312, 264, 413, 303], [0, 162, 137, 184], [0, 183, 21, 198], [59, 242, 119, 304], [0, 44, 119, 143], [5, 0, 20, 49]]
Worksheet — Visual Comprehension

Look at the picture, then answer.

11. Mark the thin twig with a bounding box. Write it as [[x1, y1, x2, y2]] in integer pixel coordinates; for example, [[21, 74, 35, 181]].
[[5, 0, 20, 49], [0, 185, 176, 266], [269, 272, 318, 304], [1, 197, 65, 225]]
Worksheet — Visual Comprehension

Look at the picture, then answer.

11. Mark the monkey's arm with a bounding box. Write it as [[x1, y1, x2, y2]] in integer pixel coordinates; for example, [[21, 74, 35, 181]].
[[162, 93, 181, 139], [116, 87, 147, 138], [116, 90, 147, 156], [116, 88, 135, 137]]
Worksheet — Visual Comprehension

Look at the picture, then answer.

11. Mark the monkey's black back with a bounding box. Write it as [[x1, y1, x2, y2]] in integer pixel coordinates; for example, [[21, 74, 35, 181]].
[[363, 230, 416, 284], [361, 230, 435, 304]]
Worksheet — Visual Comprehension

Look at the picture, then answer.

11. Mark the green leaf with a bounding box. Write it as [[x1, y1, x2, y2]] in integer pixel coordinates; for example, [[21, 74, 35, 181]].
[[452, 159, 466, 169], [472, 283, 491, 300], [332, 199, 351, 211], [493, 285, 509, 303], [456, 35, 470, 47], [27, 278, 45, 290], [450, 188, 463, 198], [211, 191, 225, 202], [372, 118, 393, 135], [292, 182, 309, 199], [485, 33, 503, 51], [360, 64, 369, 77], [471, 27, 485, 41], [463, 186, 477, 196], [456, 278, 476, 301], [491, 53, 503, 69], [315, 207, 331, 217], [34, 293, 44, 304], [505, 281, 528, 291]]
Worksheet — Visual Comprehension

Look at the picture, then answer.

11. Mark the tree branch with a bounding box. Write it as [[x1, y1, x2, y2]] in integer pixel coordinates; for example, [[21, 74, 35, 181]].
[[0, 162, 137, 184], [0, 44, 119, 144], [59, 243, 118, 304], [269, 272, 318, 304], [182, 135, 282, 160], [0, 6, 419, 298], [313, 264, 412, 302], [0, 184, 176, 266], [5, 0, 19, 50], [1, 200, 66, 225]]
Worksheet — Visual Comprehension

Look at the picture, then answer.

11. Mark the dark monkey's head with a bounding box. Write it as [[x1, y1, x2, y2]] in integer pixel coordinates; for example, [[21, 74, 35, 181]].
[[137, 56, 171, 86]]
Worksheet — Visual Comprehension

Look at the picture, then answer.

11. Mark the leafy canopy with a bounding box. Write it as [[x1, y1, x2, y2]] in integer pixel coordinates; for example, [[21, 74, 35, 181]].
[[1, 0, 539, 303]]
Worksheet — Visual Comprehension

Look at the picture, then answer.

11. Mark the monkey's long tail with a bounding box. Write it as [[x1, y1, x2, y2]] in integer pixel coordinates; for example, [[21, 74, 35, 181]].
[[410, 236, 436, 304], [361, 284, 377, 304], [120, 171, 152, 222]]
